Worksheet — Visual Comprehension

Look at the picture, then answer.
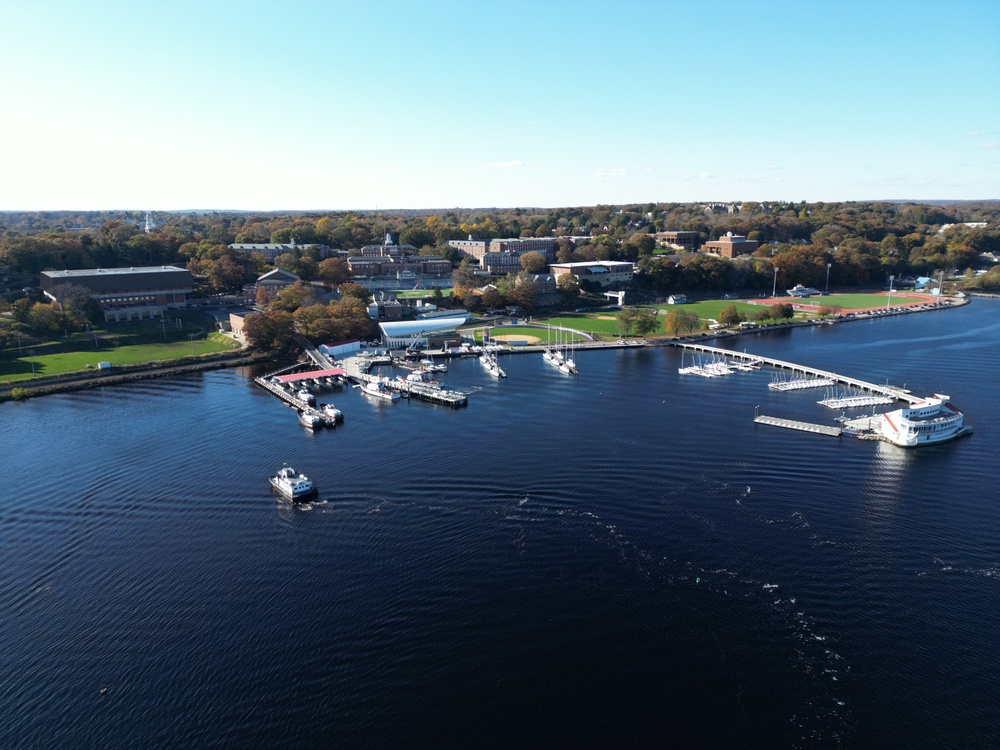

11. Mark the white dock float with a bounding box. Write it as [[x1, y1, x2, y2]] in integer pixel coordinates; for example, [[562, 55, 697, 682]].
[[754, 414, 843, 437]]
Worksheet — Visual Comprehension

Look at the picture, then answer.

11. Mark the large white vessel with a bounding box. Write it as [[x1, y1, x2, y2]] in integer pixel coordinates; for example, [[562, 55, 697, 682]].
[[362, 376, 400, 401], [269, 465, 318, 502], [877, 394, 970, 447]]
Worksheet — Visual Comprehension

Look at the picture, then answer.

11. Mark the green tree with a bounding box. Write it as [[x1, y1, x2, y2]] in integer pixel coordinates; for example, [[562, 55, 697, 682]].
[[633, 308, 659, 338], [718, 304, 744, 327], [769, 303, 794, 320], [663, 308, 701, 335], [556, 272, 580, 298], [617, 307, 639, 337], [338, 282, 371, 305]]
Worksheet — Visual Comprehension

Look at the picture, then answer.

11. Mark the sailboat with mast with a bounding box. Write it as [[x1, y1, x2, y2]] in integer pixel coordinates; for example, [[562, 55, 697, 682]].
[[543, 326, 563, 368], [479, 328, 506, 378]]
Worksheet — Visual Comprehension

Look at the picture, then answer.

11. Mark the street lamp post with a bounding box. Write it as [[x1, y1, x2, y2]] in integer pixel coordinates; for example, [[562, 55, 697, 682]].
[[772, 265, 778, 299], [189, 333, 197, 355], [887, 275, 895, 309], [825, 263, 832, 295]]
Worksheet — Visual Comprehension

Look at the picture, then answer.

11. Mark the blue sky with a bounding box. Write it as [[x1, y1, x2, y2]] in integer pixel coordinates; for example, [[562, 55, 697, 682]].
[[1, 0, 997, 210]]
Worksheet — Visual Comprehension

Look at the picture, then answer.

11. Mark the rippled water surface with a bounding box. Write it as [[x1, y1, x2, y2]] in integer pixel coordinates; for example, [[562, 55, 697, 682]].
[[2, 302, 998, 748]]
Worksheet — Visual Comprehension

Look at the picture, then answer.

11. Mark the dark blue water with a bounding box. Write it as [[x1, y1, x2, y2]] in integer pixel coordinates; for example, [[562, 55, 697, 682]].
[[2, 302, 999, 748]]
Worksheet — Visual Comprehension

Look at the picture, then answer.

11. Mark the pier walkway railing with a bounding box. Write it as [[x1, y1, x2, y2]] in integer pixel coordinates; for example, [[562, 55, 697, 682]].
[[671, 342, 920, 404]]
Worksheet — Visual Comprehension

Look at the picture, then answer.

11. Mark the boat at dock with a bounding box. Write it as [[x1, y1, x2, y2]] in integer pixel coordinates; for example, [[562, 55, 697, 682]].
[[298, 410, 324, 429], [269, 464, 318, 502], [297, 387, 316, 405], [479, 351, 506, 378], [874, 394, 970, 447], [362, 376, 401, 401], [320, 403, 343, 423]]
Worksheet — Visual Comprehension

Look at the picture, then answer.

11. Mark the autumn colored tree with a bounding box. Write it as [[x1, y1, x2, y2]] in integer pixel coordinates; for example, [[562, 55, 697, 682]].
[[338, 282, 371, 305], [519, 251, 548, 274], [243, 310, 297, 355], [718, 304, 744, 326]]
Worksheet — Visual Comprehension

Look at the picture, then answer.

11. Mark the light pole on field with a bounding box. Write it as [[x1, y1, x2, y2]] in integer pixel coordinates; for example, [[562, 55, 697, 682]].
[[772, 265, 778, 299], [887, 275, 895, 309], [825, 263, 832, 295]]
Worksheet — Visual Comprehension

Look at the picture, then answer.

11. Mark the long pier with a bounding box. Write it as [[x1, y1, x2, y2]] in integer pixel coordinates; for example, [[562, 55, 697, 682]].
[[754, 414, 843, 437], [254, 374, 335, 424], [672, 342, 920, 404]]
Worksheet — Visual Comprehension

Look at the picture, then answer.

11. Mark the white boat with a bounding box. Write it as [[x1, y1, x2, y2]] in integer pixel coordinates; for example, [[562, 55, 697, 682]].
[[876, 394, 971, 447], [404, 368, 435, 383], [298, 410, 323, 429], [269, 464, 318, 502], [479, 352, 506, 378], [297, 387, 315, 405], [320, 402, 343, 422], [362, 377, 400, 401], [420, 359, 447, 372]]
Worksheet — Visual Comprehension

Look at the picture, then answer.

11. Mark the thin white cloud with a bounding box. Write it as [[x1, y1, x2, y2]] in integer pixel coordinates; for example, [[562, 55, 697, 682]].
[[595, 168, 626, 181], [484, 160, 529, 169], [980, 141, 998, 150]]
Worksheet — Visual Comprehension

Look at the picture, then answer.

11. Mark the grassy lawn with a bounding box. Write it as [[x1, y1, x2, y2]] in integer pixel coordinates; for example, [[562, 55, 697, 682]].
[[532, 313, 625, 337], [812, 292, 926, 310], [653, 299, 765, 321], [1, 317, 239, 383]]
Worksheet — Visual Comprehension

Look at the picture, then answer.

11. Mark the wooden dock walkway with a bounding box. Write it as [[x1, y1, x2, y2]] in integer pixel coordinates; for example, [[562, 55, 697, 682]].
[[754, 414, 843, 437], [672, 342, 919, 404]]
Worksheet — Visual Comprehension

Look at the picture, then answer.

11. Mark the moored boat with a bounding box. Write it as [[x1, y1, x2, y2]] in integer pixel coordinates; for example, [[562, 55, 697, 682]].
[[298, 410, 323, 429], [877, 394, 971, 447], [269, 464, 318, 502], [320, 402, 344, 423], [362, 377, 401, 401]]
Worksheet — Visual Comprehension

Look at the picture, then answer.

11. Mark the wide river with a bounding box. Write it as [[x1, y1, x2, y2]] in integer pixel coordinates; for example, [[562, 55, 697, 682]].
[[2, 301, 998, 748]]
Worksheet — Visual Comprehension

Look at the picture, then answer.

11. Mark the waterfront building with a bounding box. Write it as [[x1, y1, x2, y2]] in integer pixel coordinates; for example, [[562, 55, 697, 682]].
[[377, 316, 469, 349], [40, 265, 193, 322], [549, 260, 635, 288], [702, 233, 759, 258]]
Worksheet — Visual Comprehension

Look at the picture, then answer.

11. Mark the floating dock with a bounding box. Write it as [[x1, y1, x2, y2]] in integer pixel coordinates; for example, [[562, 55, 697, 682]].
[[673, 342, 919, 404], [754, 414, 843, 437]]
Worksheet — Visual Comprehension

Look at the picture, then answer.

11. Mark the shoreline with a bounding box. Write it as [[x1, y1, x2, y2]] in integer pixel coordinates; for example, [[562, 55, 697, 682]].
[[1, 296, 970, 402]]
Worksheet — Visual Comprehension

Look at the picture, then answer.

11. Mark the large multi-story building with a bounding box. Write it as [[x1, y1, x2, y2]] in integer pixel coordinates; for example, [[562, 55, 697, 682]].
[[229, 241, 334, 262], [549, 260, 635, 288], [447, 238, 491, 261], [702, 233, 759, 258], [488, 237, 556, 259], [347, 255, 451, 278], [40, 266, 193, 322], [653, 231, 700, 250], [480, 251, 530, 275]]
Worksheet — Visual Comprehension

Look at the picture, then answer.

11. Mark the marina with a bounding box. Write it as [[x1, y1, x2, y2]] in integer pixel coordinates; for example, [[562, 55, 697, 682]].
[[753, 413, 844, 437], [672, 342, 922, 403]]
